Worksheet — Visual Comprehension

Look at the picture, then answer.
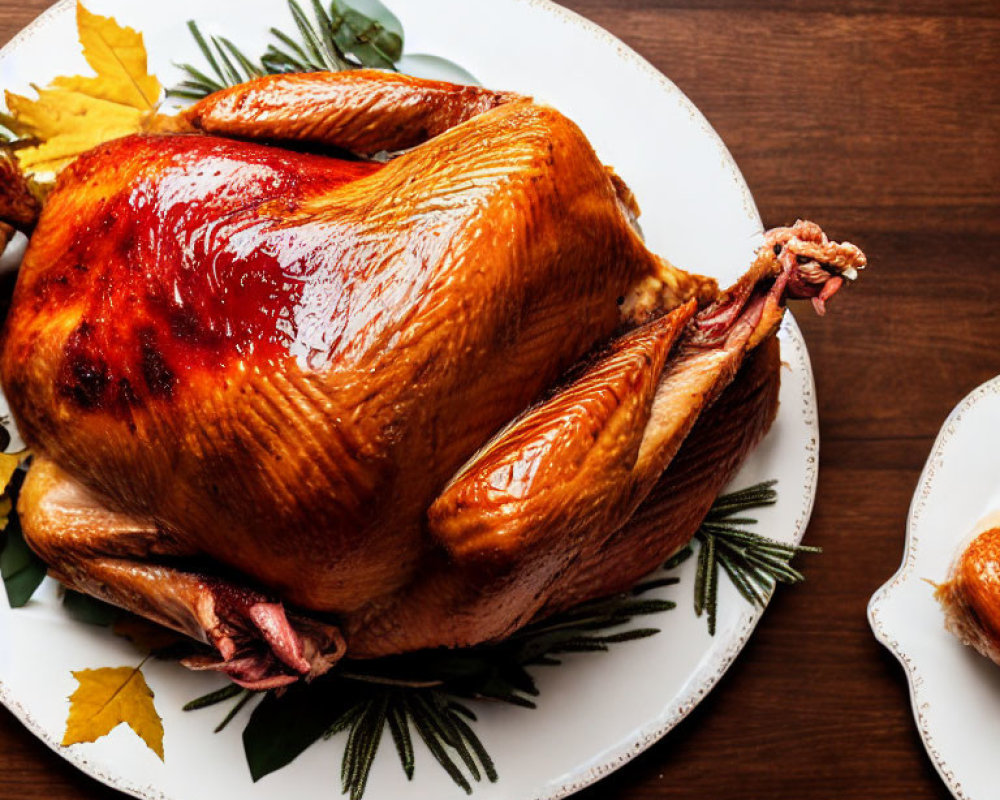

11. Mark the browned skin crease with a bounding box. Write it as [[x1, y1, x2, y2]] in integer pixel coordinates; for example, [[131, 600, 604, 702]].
[[1, 70, 866, 679]]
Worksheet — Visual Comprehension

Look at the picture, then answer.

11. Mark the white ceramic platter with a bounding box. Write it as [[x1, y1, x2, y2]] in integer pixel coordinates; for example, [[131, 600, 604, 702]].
[[0, 1, 822, 798], [869, 376, 1000, 800]]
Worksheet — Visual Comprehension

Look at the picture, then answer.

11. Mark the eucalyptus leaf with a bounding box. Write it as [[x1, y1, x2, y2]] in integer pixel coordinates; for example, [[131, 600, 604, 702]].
[[339, 0, 404, 40], [330, 3, 402, 69], [0, 508, 45, 608], [396, 54, 480, 86], [243, 678, 353, 782]]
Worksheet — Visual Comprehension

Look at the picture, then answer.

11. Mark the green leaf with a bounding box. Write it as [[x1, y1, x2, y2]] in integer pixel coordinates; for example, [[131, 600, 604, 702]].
[[405, 694, 472, 794], [397, 54, 480, 86], [243, 678, 354, 782], [1, 511, 46, 608], [186, 21, 225, 85], [412, 693, 480, 780], [339, 0, 404, 42], [663, 544, 693, 570], [62, 589, 119, 626], [447, 708, 497, 783], [333, 11, 399, 68], [289, 0, 337, 68], [330, 0, 403, 67]]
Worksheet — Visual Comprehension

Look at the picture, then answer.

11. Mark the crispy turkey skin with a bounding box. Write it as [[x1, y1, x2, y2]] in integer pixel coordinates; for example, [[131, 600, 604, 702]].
[[936, 515, 1000, 665], [0, 71, 866, 688]]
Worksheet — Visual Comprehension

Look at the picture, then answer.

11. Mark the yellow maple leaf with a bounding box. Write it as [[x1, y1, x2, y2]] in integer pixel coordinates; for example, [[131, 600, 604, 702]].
[[0, 452, 21, 493], [68, 2, 161, 109], [0, 450, 27, 530], [7, 1, 161, 173], [62, 665, 165, 760]]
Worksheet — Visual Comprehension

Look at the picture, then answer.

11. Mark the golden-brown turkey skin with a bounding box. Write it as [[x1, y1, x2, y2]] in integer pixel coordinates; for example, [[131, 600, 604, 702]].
[[352, 222, 863, 654], [1, 71, 867, 678], [1, 98, 709, 616], [178, 71, 523, 157], [542, 335, 781, 614], [937, 524, 1000, 665], [351, 332, 779, 654]]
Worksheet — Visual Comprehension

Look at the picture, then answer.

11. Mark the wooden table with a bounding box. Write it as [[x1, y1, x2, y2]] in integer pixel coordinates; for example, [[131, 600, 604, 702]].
[[0, 0, 996, 797]]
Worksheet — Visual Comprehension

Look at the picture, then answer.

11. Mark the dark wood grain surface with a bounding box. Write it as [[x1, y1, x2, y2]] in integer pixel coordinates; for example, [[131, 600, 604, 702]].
[[1, 0, 997, 798]]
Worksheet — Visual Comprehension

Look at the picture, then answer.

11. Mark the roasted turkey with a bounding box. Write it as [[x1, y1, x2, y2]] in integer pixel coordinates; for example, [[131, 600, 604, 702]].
[[0, 71, 866, 688]]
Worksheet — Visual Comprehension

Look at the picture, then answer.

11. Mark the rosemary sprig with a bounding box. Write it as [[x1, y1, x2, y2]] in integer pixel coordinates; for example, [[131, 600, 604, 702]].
[[182, 683, 243, 711], [683, 480, 820, 635], [184, 577, 676, 796], [171, 0, 403, 100], [170, 22, 265, 100]]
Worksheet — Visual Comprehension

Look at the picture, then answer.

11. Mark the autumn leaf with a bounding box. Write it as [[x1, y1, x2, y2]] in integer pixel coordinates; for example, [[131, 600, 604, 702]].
[[0, 452, 22, 495], [66, 2, 160, 109], [0, 451, 29, 530], [6, 2, 162, 173], [63, 664, 165, 760]]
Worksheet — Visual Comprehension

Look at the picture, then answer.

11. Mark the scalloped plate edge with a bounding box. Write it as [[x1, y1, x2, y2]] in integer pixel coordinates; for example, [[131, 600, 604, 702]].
[[867, 374, 1000, 800]]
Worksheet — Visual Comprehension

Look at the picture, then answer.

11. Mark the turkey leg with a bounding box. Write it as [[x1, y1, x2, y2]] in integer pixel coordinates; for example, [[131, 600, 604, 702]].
[[18, 457, 345, 689], [430, 300, 697, 566], [626, 220, 864, 502], [542, 335, 782, 614]]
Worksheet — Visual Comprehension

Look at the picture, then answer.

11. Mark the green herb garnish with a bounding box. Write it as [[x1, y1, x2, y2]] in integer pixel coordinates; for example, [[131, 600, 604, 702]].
[[683, 480, 821, 635], [170, 0, 404, 100], [185, 581, 677, 795]]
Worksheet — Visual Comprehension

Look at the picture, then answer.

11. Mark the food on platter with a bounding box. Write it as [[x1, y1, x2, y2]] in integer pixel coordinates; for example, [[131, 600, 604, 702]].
[[936, 511, 1000, 665], [0, 68, 866, 691]]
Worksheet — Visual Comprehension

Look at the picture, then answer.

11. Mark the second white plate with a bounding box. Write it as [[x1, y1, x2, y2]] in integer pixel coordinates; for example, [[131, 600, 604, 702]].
[[869, 376, 1000, 800]]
